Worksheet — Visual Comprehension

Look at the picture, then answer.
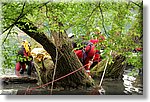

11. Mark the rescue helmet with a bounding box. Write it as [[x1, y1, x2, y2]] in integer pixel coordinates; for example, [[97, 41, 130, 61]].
[[68, 33, 75, 38], [95, 27, 101, 32], [21, 40, 30, 53], [94, 27, 101, 34]]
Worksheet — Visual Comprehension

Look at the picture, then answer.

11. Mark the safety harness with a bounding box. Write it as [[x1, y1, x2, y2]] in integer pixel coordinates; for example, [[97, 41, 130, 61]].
[[81, 42, 93, 65]]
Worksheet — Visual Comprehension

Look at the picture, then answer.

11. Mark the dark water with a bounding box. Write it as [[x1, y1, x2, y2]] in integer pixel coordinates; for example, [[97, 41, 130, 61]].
[[0, 68, 143, 95], [101, 75, 143, 95]]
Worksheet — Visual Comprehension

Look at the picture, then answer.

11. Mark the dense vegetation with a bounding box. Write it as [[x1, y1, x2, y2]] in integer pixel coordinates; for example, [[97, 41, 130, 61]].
[[1, 0, 143, 87]]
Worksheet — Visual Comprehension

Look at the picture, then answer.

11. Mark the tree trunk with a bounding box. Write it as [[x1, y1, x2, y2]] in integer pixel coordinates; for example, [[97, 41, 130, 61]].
[[91, 55, 126, 79], [15, 21, 93, 89], [105, 55, 126, 79]]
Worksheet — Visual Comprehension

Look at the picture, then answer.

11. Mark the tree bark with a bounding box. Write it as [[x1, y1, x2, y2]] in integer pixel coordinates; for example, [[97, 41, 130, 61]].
[[91, 55, 126, 79], [106, 55, 126, 79]]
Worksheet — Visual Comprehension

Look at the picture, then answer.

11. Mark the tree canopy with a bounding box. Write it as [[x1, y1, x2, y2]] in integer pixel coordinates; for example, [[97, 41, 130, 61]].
[[1, 0, 143, 77]]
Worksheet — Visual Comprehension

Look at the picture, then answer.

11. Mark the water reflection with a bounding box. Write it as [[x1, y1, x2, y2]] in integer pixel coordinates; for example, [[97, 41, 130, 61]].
[[97, 68, 143, 95], [0, 67, 143, 95], [123, 71, 143, 95]]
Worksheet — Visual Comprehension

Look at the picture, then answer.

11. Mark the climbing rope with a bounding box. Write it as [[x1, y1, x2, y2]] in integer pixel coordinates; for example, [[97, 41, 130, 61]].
[[50, 47, 58, 94], [26, 63, 90, 93], [99, 50, 112, 87]]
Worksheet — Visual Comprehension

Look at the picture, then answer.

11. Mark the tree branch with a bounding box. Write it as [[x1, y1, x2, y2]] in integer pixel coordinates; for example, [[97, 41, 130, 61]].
[[2, 2, 26, 34], [98, 2, 108, 37], [15, 21, 57, 62], [2, 26, 13, 45], [85, 5, 98, 26], [2, 2, 26, 45], [131, 1, 142, 8], [2, 0, 52, 35]]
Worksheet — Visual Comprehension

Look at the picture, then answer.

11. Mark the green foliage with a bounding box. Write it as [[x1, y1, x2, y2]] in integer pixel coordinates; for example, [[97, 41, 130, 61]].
[[2, 0, 143, 76], [1, 32, 20, 73]]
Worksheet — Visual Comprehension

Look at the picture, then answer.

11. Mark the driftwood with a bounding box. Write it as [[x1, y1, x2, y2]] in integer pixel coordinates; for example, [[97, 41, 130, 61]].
[[0, 76, 38, 84]]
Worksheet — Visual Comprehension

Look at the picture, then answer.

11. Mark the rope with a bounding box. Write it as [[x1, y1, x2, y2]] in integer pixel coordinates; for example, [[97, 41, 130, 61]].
[[26, 63, 89, 92], [99, 50, 112, 87], [50, 47, 58, 94]]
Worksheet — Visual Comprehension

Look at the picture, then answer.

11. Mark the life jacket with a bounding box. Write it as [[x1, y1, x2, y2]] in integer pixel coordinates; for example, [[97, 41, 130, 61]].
[[93, 50, 101, 62], [18, 46, 29, 56], [81, 42, 96, 65], [74, 41, 96, 64]]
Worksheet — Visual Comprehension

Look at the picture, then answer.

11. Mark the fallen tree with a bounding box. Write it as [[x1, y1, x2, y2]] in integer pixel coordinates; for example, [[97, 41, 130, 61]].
[[91, 55, 126, 79]]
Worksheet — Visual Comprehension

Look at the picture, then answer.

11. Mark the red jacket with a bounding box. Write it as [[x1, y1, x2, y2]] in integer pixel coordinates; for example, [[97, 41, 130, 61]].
[[74, 43, 96, 65], [89, 35, 105, 44], [93, 50, 101, 62]]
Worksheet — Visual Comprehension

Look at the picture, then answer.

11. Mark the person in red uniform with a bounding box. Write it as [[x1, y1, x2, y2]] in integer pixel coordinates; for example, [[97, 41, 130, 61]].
[[133, 47, 143, 52], [89, 28, 105, 44], [89, 31, 105, 68], [74, 42, 96, 77], [15, 40, 33, 76], [69, 29, 105, 77]]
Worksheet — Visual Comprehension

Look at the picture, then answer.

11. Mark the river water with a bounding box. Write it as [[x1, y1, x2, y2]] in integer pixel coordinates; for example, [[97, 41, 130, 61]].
[[0, 67, 143, 95], [101, 72, 143, 95]]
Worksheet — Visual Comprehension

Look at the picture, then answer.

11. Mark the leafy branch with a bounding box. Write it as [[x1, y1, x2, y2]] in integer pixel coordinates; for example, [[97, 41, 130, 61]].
[[98, 2, 108, 37], [2, 0, 53, 35], [85, 4, 98, 26], [2, 2, 26, 45], [130, 1, 142, 8], [2, 2, 26, 34]]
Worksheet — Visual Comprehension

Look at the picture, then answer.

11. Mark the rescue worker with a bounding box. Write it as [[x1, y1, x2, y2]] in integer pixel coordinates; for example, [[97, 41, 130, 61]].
[[68, 33, 77, 48], [133, 47, 143, 53], [68, 29, 105, 77], [74, 41, 96, 77], [15, 40, 33, 76], [89, 27, 105, 67], [68, 33, 95, 77]]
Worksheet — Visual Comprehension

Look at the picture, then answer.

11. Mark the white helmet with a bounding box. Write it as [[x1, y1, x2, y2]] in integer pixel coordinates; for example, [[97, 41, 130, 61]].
[[95, 27, 101, 32], [68, 33, 75, 38]]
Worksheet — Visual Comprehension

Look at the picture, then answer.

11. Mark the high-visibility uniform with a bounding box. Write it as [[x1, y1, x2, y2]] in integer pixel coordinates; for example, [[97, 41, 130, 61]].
[[74, 35, 105, 76], [15, 40, 32, 76], [93, 50, 101, 62], [74, 42, 96, 76]]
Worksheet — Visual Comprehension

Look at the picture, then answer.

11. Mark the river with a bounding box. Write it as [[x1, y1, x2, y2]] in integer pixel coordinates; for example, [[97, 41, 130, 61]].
[[0, 67, 143, 95]]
